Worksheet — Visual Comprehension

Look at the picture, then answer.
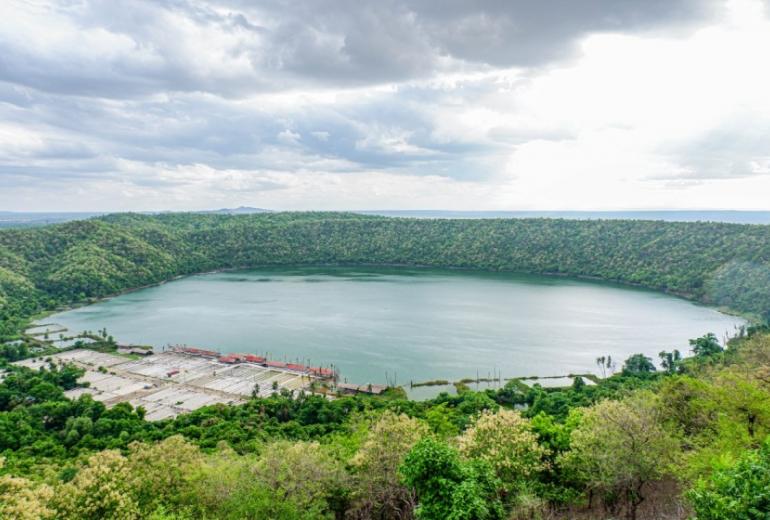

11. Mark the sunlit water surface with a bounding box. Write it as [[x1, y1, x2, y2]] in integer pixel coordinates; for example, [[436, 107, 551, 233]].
[[48, 267, 744, 392]]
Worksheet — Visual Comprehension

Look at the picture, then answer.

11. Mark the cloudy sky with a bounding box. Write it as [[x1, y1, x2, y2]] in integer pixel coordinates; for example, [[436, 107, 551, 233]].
[[1, 0, 769, 211]]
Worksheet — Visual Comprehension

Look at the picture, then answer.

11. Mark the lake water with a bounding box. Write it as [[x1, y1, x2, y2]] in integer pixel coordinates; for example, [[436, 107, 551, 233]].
[[48, 267, 744, 391]]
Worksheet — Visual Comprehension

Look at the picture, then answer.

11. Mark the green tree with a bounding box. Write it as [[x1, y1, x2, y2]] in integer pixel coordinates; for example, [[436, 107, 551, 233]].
[[189, 441, 347, 520], [657, 375, 714, 437], [52, 450, 141, 519], [0, 474, 55, 520], [424, 403, 460, 437], [687, 438, 770, 519], [560, 392, 679, 520], [690, 333, 723, 358], [400, 437, 504, 520], [658, 350, 682, 374], [348, 411, 428, 519], [596, 356, 607, 378], [457, 409, 548, 495], [126, 435, 203, 514], [622, 354, 656, 376]]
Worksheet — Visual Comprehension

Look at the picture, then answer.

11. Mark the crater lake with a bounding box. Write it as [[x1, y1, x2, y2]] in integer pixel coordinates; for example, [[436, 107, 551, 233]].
[[45, 267, 745, 396]]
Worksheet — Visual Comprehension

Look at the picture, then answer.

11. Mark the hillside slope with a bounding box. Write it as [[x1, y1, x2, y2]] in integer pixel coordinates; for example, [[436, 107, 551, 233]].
[[1, 212, 768, 337]]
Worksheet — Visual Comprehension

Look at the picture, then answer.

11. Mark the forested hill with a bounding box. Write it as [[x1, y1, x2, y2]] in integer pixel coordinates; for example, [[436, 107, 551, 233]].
[[1, 212, 769, 336]]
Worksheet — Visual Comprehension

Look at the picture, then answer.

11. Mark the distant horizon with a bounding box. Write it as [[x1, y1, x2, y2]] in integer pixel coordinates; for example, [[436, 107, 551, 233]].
[[3, 208, 770, 228], [3, 208, 770, 214]]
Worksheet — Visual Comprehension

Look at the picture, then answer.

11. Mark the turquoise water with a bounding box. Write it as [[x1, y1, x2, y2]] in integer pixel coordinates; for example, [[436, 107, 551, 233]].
[[48, 267, 745, 388]]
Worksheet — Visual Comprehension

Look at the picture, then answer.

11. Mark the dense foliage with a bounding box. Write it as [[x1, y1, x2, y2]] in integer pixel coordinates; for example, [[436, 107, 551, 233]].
[[687, 438, 770, 519], [0, 330, 769, 518], [1, 212, 769, 340], [2, 213, 770, 518]]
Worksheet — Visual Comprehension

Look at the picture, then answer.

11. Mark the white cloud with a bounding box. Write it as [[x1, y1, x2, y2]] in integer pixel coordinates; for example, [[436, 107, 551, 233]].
[[0, 0, 768, 211], [276, 129, 301, 145]]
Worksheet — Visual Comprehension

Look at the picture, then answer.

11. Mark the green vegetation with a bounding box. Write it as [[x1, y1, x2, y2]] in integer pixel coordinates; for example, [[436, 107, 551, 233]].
[[687, 437, 770, 519], [1, 212, 769, 341], [410, 379, 451, 388], [1, 213, 770, 518], [0, 330, 769, 518]]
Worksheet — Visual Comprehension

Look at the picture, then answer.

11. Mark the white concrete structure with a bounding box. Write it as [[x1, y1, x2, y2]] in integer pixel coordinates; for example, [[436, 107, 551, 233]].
[[14, 349, 319, 421]]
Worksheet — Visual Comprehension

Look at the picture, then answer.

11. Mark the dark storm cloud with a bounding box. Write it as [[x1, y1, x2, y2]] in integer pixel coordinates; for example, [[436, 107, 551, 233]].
[[205, 0, 722, 85], [400, 0, 720, 66], [4, 0, 763, 211], [0, 0, 721, 98], [0, 78, 499, 191]]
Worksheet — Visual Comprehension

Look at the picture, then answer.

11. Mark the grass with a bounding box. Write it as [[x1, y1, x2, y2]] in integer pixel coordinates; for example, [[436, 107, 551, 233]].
[[410, 379, 450, 388]]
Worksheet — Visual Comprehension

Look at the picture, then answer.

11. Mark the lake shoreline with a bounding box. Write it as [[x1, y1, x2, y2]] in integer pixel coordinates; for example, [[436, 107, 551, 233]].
[[41, 266, 747, 395]]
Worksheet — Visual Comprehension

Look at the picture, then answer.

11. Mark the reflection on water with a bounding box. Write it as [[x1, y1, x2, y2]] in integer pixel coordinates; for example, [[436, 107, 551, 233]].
[[49, 267, 745, 388]]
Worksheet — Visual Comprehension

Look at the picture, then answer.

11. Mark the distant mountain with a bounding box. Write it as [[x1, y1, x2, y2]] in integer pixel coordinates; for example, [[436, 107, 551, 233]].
[[0, 206, 273, 227], [202, 206, 272, 215], [0, 211, 106, 228]]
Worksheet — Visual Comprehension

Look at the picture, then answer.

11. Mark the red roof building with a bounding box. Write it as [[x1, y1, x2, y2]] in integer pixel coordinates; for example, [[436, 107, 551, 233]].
[[308, 367, 334, 379], [175, 346, 220, 358]]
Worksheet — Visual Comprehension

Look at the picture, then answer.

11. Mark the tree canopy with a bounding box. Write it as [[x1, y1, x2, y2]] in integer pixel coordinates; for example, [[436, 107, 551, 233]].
[[1, 212, 769, 341], [1, 214, 770, 518]]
